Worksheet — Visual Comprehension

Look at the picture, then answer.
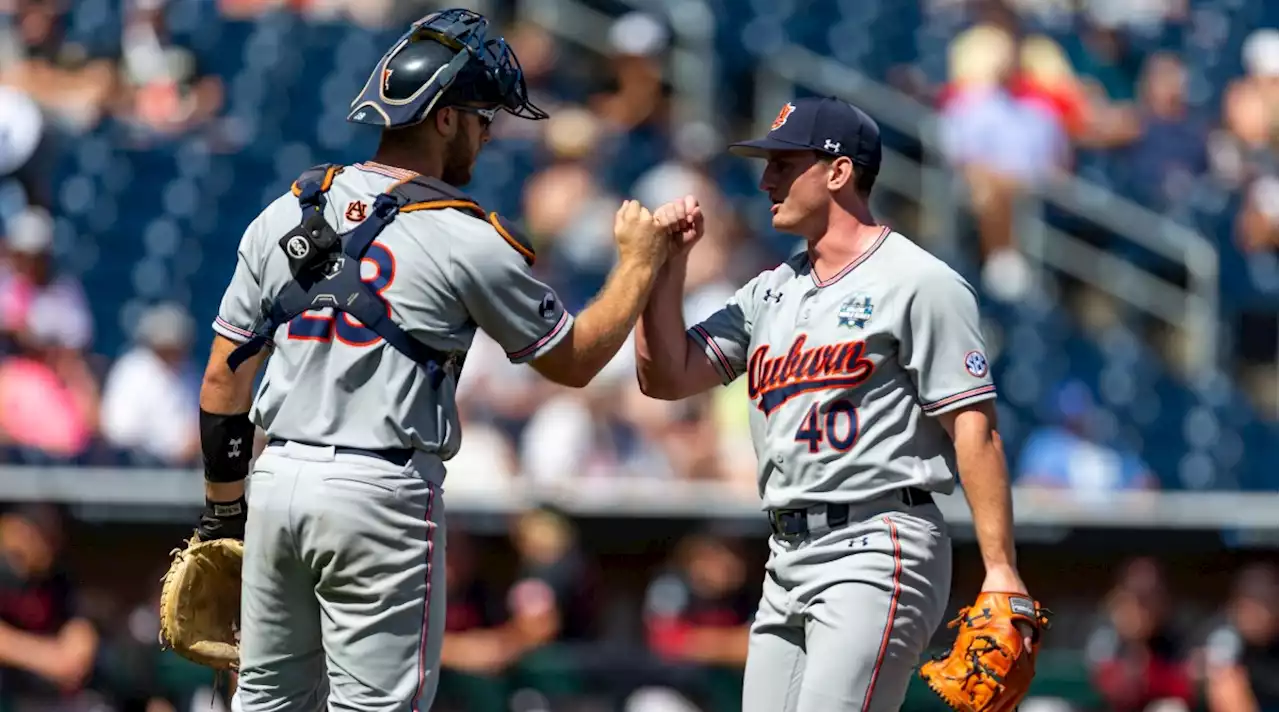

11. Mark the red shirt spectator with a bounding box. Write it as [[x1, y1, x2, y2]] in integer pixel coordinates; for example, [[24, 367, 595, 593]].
[[1086, 558, 1197, 711]]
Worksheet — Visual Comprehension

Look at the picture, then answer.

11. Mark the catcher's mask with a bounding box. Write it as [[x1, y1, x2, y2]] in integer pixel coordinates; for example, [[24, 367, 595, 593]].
[[347, 8, 548, 129]]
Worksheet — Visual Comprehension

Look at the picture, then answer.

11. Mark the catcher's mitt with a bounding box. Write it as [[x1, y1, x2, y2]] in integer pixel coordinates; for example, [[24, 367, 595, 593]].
[[918, 591, 1051, 712], [158, 534, 244, 671]]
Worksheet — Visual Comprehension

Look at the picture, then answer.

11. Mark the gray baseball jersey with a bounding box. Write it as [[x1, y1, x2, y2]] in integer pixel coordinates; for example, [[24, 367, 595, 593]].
[[213, 161, 572, 457], [688, 228, 996, 511]]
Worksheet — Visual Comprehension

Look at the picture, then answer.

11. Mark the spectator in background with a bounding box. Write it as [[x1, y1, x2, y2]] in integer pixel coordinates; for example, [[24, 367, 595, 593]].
[[590, 11, 674, 193], [0, 301, 101, 463], [0, 504, 99, 712], [1013, 35, 1092, 142], [0, 0, 117, 132], [0, 86, 54, 211], [1112, 53, 1208, 212], [1212, 32, 1279, 257], [100, 303, 200, 467], [436, 528, 524, 712], [1062, 19, 1144, 104], [938, 23, 1068, 301], [1015, 380, 1157, 498], [0, 206, 93, 353], [502, 508, 596, 706], [641, 531, 753, 712], [489, 22, 570, 143], [90, 566, 231, 712], [518, 347, 660, 483], [1086, 558, 1196, 712], [1210, 71, 1277, 199], [1231, 153, 1278, 256], [521, 106, 622, 303], [1202, 563, 1278, 712], [111, 0, 226, 146], [450, 330, 544, 489]]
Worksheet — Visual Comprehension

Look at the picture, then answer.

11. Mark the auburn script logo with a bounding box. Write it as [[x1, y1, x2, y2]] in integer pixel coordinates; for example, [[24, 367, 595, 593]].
[[747, 334, 875, 415]]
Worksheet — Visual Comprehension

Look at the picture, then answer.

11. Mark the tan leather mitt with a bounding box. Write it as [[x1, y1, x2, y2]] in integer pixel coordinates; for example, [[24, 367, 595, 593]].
[[158, 535, 244, 671], [918, 591, 1051, 712]]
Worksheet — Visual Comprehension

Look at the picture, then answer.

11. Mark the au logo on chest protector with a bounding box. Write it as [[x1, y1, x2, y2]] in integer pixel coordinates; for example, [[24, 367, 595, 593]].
[[837, 294, 874, 328]]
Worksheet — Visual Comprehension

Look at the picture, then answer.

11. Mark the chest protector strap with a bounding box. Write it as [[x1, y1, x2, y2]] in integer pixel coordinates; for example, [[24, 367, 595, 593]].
[[226, 164, 485, 388]]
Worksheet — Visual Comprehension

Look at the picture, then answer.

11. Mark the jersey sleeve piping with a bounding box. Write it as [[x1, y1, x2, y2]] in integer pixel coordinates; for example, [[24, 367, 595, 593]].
[[506, 310, 572, 363], [687, 324, 736, 385], [212, 316, 257, 344], [920, 384, 997, 415]]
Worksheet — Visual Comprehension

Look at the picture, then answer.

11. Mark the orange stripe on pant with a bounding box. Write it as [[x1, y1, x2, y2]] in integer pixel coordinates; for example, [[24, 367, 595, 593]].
[[860, 516, 902, 712]]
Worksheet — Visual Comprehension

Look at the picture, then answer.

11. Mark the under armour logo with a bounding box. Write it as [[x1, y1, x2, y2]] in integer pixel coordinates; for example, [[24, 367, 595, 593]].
[[228, 438, 242, 459], [763, 289, 783, 302], [823, 139, 841, 153]]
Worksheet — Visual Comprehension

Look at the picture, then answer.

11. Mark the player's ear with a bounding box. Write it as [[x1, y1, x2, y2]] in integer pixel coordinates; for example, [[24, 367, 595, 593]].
[[826, 156, 855, 191], [432, 106, 458, 139]]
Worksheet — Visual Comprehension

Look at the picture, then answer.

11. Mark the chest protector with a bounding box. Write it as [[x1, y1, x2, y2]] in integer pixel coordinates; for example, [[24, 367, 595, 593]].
[[225, 164, 486, 388]]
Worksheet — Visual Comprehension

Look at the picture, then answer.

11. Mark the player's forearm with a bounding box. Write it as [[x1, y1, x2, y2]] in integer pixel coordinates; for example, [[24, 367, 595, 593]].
[[635, 255, 694, 398], [953, 423, 1020, 581], [199, 337, 264, 500], [540, 259, 656, 388]]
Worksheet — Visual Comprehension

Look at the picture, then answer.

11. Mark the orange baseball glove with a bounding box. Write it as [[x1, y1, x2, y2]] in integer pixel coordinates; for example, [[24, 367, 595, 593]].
[[918, 592, 1051, 712]]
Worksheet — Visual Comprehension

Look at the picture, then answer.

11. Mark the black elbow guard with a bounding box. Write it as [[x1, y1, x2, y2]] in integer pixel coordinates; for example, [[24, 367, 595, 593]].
[[200, 409, 255, 483]]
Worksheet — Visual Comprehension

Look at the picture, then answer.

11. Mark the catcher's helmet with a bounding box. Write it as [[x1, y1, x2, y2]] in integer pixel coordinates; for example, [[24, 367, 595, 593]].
[[348, 8, 547, 129]]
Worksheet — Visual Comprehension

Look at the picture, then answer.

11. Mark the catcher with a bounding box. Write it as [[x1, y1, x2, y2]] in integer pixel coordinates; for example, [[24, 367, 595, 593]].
[[159, 8, 674, 711]]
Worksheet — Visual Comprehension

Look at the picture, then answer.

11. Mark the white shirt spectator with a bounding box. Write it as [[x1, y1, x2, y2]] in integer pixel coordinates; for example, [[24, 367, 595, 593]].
[[100, 304, 199, 465], [939, 87, 1068, 185]]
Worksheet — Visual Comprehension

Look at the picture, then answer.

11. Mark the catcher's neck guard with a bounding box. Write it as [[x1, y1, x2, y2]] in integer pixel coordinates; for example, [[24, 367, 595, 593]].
[[347, 8, 548, 129]]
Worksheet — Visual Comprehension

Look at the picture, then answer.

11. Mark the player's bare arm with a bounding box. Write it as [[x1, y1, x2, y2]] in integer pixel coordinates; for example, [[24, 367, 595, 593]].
[[635, 195, 725, 400], [531, 199, 671, 388], [938, 401, 1025, 592], [196, 334, 267, 539]]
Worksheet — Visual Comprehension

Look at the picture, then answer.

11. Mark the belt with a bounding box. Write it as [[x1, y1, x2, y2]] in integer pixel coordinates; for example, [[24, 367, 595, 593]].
[[768, 487, 933, 539], [267, 439, 415, 467]]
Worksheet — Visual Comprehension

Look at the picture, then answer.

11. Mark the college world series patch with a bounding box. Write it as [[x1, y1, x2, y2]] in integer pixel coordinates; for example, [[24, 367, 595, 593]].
[[837, 294, 874, 329], [964, 350, 989, 377]]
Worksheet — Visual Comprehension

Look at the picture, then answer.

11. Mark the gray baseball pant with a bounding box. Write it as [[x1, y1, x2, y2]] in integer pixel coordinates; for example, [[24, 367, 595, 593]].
[[231, 441, 447, 712], [742, 497, 953, 712]]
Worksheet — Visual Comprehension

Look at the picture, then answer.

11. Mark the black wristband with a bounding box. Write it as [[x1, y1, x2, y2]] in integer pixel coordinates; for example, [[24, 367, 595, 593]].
[[197, 496, 247, 541], [200, 409, 255, 483]]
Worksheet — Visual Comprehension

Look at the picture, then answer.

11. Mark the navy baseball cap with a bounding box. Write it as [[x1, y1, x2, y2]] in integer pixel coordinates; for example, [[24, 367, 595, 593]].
[[729, 97, 881, 180]]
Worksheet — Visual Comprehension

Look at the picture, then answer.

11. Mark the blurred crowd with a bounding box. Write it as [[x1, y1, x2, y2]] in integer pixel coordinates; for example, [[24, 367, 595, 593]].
[[910, 3, 1279, 402], [0, 503, 1272, 712], [0, 0, 1272, 494]]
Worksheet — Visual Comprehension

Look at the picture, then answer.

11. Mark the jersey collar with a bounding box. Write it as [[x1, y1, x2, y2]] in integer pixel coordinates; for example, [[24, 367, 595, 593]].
[[808, 226, 890, 288]]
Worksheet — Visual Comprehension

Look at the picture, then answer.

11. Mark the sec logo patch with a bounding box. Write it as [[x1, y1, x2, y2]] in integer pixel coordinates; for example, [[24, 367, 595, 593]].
[[964, 350, 989, 378]]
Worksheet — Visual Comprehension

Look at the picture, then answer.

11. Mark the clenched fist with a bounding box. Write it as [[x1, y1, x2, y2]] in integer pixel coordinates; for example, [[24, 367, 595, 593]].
[[613, 199, 670, 267], [653, 194, 704, 256]]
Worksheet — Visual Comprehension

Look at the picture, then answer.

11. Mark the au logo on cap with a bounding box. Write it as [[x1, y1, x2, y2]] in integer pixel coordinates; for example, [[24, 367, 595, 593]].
[[771, 103, 796, 130]]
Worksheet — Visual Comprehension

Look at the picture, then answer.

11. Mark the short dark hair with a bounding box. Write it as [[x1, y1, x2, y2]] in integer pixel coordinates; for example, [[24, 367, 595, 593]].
[[818, 153, 876, 196]]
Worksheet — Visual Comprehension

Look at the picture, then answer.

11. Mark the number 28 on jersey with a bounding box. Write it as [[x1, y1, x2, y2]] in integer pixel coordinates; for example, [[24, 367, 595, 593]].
[[287, 243, 396, 346]]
